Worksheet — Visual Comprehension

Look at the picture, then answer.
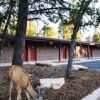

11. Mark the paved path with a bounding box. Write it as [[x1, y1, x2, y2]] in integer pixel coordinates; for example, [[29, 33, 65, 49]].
[[1, 58, 100, 69], [74, 60, 100, 69], [52, 58, 100, 69]]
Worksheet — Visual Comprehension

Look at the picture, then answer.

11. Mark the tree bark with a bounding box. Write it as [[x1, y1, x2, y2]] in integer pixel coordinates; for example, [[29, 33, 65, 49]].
[[66, 23, 80, 79], [66, 0, 92, 79], [12, 0, 28, 66]]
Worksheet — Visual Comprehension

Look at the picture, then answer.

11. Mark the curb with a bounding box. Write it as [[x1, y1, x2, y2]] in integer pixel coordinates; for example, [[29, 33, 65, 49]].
[[82, 87, 100, 100]]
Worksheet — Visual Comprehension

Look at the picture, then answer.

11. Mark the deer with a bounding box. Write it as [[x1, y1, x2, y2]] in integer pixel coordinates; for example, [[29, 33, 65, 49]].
[[8, 65, 43, 100]]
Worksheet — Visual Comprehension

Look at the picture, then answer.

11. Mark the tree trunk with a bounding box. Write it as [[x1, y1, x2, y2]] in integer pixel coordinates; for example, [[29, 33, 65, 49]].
[[12, 0, 28, 66], [66, 24, 80, 79], [66, 0, 92, 79]]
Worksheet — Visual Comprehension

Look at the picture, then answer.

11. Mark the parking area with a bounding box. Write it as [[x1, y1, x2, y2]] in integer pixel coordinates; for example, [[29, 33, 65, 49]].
[[57, 59, 100, 69]]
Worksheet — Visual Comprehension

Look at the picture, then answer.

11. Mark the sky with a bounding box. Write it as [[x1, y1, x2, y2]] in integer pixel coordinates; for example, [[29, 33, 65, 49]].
[[0, 6, 2, 12]]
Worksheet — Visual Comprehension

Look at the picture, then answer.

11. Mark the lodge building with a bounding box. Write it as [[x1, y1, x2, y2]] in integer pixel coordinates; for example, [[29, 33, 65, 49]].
[[0, 35, 100, 64]]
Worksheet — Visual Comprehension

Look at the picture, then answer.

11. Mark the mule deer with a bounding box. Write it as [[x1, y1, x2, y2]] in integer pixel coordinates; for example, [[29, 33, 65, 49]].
[[8, 65, 41, 100]]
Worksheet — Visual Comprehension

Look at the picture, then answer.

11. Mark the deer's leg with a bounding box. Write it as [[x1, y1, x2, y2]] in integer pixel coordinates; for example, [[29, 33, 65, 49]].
[[25, 90, 30, 100], [9, 81, 13, 100], [16, 85, 22, 100]]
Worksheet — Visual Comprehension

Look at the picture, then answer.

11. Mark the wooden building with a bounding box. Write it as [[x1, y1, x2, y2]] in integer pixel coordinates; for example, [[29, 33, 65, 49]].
[[0, 35, 100, 64]]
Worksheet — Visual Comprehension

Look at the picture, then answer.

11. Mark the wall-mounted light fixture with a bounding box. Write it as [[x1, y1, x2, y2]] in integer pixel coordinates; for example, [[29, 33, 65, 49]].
[[32, 46, 34, 48], [0, 38, 2, 41], [49, 42, 53, 45]]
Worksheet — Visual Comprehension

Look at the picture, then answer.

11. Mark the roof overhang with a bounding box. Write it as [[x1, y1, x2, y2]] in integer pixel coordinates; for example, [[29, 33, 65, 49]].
[[6, 35, 100, 46]]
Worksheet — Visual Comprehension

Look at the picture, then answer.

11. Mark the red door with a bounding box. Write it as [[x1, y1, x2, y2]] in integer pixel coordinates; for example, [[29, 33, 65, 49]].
[[63, 46, 67, 59], [90, 48, 92, 57], [24, 47, 28, 61], [31, 46, 36, 61]]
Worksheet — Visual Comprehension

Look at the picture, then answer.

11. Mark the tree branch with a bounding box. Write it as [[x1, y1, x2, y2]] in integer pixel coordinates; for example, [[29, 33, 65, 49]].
[[0, 0, 15, 55], [28, 7, 71, 14]]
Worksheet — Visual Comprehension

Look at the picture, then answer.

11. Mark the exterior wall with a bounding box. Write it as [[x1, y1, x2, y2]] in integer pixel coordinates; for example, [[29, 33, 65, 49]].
[[1, 42, 100, 64], [60, 47, 64, 60], [28, 46, 31, 61], [0, 47, 13, 63], [92, 48, 100, 57], [82, 46, 88, 58], [24, 47, 28, 61], [37, 46, 59, 61]]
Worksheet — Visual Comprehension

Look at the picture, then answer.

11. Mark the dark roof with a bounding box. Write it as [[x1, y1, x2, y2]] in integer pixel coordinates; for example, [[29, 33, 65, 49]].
[[24, 36, 92, 45], [26, 36, 70, 43], [5, 35, 100, 46]]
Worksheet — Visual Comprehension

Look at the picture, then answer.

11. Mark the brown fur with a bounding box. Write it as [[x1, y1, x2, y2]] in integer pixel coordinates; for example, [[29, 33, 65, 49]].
[[8, 65, 38, 100]]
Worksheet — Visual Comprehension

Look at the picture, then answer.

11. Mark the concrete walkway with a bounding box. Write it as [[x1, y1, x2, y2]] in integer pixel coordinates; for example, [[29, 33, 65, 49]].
[[0, 62, 35, 67], [82, 87, 100, 100], [1, 57, 100, 67]]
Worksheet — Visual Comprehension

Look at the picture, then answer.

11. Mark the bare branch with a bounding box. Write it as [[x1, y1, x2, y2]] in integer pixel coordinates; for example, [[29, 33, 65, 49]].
[[28, 7, 71, 15]]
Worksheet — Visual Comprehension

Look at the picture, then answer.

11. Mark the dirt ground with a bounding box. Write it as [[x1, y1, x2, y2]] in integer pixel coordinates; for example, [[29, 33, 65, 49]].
[[0, 65, 100, 100]]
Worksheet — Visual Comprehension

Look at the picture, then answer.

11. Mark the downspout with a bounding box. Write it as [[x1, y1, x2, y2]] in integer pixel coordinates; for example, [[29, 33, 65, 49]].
[[80, 43, 82, 58], [59, 42, 61, 61]]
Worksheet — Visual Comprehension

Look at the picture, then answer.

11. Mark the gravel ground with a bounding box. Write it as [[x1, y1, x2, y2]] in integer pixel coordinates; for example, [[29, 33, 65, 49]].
[[0, 65, 100, 100]]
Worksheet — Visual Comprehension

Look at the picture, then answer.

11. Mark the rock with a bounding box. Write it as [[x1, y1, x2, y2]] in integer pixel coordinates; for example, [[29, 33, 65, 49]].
[[39, 78, 65, 89], [72, 65, 88, 70]]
